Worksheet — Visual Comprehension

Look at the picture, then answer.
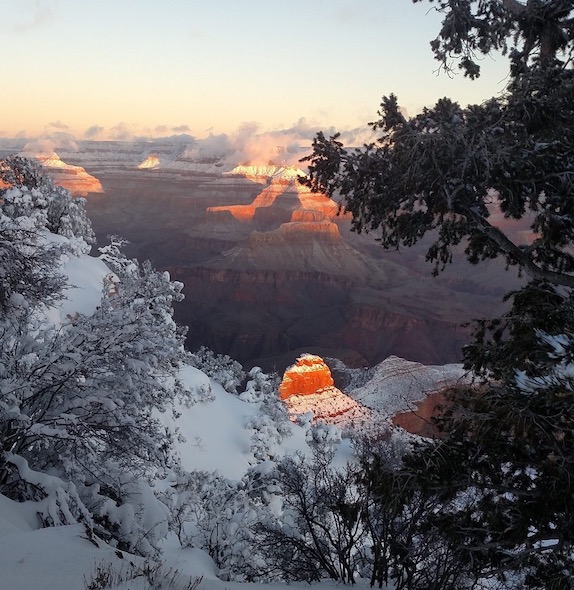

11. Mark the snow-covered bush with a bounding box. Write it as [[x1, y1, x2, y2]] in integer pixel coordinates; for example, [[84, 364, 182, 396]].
[[1, 244, 186, 479], [0, 162, 189, 555], [0, 155, 95, 253], [306, 421, 342, 452], [241, 367, 292, 463], [164, 469, 268, 581], [239, 366, 277, 403], [245, 412, 289, 464], [83, 476, 171, 556], [189, 346, 245, 394]]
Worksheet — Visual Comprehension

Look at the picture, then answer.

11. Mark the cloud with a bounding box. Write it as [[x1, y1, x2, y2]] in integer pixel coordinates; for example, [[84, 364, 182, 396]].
[[183, 133, 234, 160], [109, 122, 135, 141], [48, 120, 69, 131], [11, 0, 54, 32], [280, 117, 323, 136], [49, 131, 79, 151], [84, 125, 105, 139], [338, 125, 378, 147], [181, 120, 319, 167], [229, 121, 317, 166], [21, 138, 58, 156], [21, 131, 79, 156], [208, 119, 377, 167], [8, 119, 375, 170], [172, 125, 190, 133]]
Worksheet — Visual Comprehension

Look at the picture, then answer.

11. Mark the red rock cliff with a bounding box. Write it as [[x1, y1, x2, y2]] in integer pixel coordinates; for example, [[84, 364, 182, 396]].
[[279, 354, 334, 399]]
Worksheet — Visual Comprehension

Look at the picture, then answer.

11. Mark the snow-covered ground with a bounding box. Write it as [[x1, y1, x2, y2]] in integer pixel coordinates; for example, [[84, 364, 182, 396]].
[[0, 493, 378, 589], [0, 240, 364, 590], [0, 360, 359, 589]]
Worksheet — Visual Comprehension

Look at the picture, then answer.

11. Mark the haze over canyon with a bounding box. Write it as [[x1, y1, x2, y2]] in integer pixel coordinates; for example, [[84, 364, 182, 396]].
[[0, 138, 522, 372]]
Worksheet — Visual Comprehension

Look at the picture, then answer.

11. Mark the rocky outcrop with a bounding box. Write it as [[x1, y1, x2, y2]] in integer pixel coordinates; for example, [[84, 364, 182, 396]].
[[227, 164, 306, 184], [138, 155, 161, 169], [349, 356, 469, 419], [279, 354, 379, 431], [282, 386, 376, 429], [208, 176, 338, 224], [39, 153, 103, 196], [279, 354, 334, 398]]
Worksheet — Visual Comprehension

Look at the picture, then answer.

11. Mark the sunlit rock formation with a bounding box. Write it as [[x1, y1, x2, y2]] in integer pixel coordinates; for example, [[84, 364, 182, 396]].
[[138, 155, 161, 169], [227, 164, 306, 185], [35, 153, 103, 196], [207, 176, 338, 222], [279, 354, 334, 398], [279, 354, 377, 431]]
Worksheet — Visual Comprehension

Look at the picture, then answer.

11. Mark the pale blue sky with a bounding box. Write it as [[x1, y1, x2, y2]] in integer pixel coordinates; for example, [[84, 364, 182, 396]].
[[2, 0, 510, 140]]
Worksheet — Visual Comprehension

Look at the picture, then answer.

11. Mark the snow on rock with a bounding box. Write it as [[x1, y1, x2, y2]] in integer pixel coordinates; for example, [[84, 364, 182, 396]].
[[284, 386, 377, 429], [279, 354, 383, 434], [227, 164, 306, 184], [28, 152, 103, 195], [349, 355, 470, 418], [138, 154, 161, 169]]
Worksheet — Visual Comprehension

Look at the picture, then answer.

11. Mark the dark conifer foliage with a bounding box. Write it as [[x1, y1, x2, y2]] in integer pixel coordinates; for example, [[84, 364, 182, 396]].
[[302, 1, 574, 587]]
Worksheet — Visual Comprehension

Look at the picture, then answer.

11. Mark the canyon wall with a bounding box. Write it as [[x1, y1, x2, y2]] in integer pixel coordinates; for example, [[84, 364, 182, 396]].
[[32, 140, 521, 372]]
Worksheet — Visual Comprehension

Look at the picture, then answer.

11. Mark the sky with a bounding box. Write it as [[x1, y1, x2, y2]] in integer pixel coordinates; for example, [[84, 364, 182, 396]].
[[1, 0, 511, 142]]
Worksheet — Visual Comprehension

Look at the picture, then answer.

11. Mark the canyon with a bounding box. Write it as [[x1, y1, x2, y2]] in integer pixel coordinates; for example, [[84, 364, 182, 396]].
[[0, 139, 523, 372]]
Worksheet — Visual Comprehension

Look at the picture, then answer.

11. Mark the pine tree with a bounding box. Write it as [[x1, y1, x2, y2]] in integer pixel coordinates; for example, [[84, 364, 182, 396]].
[[302, 2, 574, 587]]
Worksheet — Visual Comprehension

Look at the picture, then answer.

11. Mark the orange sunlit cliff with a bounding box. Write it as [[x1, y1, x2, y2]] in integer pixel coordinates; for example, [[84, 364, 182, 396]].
[[207, 165, 339, 223], [279, 354, 334, 399]]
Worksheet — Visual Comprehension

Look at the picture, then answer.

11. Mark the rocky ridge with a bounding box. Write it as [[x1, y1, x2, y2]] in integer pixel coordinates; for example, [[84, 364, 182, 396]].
[[28, 153, 103, 196], [348, 355, 470, 419], [279, 354, 378, 431]]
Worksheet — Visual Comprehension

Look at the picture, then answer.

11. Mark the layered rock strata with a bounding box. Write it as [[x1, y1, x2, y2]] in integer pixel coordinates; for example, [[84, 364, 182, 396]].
[[279, 354, 377, 431], [279, 354, 334, 398], [40, 153, 103, 195]]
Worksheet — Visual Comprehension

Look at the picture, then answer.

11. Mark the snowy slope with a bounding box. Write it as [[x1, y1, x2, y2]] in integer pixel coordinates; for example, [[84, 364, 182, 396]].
[[0, 240, 358, 590], [348, 355, 470, 417]]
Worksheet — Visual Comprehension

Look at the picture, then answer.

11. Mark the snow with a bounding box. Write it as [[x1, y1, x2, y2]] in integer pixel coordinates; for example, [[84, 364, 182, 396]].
[[167, 365, 323, 479], [0, 236, 358, 588], [40, 231, 110, 326], [169, 366, 260, 479], [0, 491, 380, 590], [0, 505, 128, 590]]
